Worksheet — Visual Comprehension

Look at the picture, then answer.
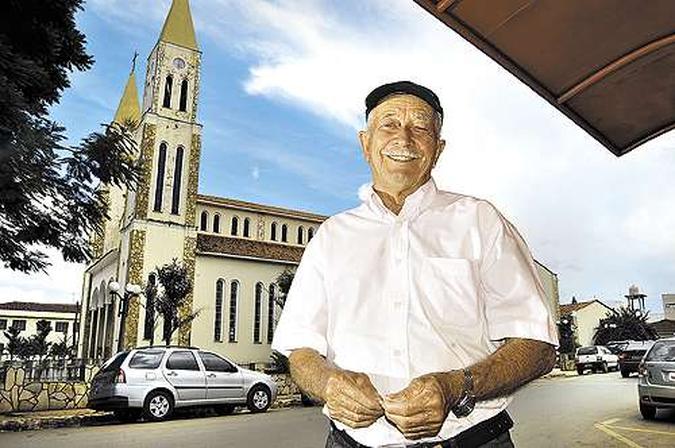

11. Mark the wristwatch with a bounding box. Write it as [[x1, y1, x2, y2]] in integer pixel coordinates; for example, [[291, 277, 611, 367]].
[[451, 368, 476, 418]]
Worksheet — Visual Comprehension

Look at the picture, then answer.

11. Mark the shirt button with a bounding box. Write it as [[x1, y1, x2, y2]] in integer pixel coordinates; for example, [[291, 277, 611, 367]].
[[393, 301, 402, 309], [393, 349, 402, 357]]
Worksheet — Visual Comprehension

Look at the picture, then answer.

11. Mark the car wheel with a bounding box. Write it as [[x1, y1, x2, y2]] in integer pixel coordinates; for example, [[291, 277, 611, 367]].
[[143, 390, 174, 422], [601, 362, 609, 373], [247, 384, 271, 413], [639, 403, 656, 420], [114, 409, 141, 423], [215, 404, 235, 415], [621, 369, 630, 378], [576, 367, 584, 375]]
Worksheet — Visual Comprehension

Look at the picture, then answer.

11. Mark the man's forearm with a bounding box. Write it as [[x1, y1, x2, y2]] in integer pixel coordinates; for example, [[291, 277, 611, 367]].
[[444, 338, 556, 402], [288, 348, 336, 402]]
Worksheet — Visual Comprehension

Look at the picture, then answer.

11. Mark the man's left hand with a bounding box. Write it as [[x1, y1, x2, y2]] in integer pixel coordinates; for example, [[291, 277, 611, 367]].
[[382, 372, 461, 440]]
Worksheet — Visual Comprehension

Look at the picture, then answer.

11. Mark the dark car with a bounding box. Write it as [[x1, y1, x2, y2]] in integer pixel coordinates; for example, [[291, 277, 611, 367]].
[[619, 341, 655, 378]]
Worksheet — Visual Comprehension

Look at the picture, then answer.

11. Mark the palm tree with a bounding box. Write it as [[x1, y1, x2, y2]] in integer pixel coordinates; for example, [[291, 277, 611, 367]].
[[593, 307, 658, 345]]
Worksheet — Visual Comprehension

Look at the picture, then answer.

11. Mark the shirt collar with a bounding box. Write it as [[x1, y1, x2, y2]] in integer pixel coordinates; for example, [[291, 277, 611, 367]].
[[364, 177, 438, 222]]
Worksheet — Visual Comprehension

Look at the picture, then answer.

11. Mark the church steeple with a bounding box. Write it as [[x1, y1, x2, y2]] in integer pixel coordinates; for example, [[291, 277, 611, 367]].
[[113, 55, 141, 124], [159, 0, 198, 51]]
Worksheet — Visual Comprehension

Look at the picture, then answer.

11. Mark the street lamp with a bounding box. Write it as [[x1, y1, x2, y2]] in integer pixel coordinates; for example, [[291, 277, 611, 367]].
[[108, 281, 142, 352]]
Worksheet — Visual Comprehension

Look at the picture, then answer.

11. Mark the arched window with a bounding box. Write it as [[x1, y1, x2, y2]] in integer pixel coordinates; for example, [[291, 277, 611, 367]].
[[271, 222, 278, 241], [308, 227, 314, 241], [267, 284, 276, 344], [153, 143, 167, 212], [171, 146, 184, 215], [200, 211, 208, 231], [143, 274, 156, 340], [179, 79, 188, 112], [163, 75, 173, 108], [281, 224, 288, 242], [253, 283, 263, 343], [231, 216, 239, 236], [243, 218, 250, 238], [297, 226, 304, 245], [228, 280, 239, 342], [214, 279, 224, 342], [213, 214, 221, 233]]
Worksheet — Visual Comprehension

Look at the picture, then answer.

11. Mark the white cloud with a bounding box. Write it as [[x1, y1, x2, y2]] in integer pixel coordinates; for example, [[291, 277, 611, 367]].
[[251, 166, 260, 180]]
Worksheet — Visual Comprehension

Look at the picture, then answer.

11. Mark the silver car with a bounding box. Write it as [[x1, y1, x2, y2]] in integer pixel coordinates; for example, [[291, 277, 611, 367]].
[[638, 337, 675, 419], [88, 346, 278, 422]]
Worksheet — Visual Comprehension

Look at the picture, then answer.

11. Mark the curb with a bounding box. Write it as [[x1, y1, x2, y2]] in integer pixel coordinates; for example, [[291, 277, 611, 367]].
[[0, 411, 114, 432]]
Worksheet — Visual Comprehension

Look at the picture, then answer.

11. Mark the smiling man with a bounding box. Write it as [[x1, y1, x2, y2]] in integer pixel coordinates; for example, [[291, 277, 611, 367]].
[[272, 81, 558, 448]]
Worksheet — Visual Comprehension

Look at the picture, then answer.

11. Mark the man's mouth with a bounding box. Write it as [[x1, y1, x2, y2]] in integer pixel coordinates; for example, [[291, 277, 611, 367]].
[[382, 151, 420, 162]]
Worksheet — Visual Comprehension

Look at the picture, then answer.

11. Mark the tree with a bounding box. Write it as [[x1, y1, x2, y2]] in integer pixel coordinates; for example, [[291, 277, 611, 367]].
[[49, 336, 74, 360], [0, 0, 140, 273], [3, 326, 28, 361], [28, 319, 53, 363], [593, 307, 658, 345], [150, 259, 201, 346], [274, 267, 296, 310], [557, 314, 578, 355]]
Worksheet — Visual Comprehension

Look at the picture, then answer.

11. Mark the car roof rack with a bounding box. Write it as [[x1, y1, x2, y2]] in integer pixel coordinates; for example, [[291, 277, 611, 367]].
[[140, 345, 200, 350]]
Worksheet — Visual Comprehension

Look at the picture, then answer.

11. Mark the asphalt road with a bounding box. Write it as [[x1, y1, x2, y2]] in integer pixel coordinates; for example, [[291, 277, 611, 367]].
[[2, 372, 674, 448]]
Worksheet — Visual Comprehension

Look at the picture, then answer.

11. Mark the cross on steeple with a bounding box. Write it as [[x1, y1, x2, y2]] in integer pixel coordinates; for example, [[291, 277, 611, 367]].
[[131, 51, 139, 73]]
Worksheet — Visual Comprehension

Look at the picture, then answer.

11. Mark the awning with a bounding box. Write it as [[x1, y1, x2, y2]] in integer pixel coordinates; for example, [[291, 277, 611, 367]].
[[413, 0, 675, 156]]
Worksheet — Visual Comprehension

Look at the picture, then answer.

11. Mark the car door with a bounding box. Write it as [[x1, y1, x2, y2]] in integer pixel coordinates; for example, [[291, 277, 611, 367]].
[[644, 341, 675, 389], [198, 351, 244, 401], [163, 350, 207, 402]]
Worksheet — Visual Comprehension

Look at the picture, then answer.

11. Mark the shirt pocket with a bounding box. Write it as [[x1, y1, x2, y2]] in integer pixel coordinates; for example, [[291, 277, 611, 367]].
[[418, 257, 480, 326]]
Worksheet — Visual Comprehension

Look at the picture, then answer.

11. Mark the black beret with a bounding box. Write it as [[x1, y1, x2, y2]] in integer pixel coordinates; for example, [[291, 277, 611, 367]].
[[365, 81, 443, 121]]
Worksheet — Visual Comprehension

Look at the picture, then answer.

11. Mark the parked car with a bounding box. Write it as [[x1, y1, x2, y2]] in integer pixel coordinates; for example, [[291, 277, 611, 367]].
[[88, 346, 278, 422], [637, 337, 675, 419], [606, 340, 632, 355], [575, 345, 619, 374], [619, 340, 655, 378]]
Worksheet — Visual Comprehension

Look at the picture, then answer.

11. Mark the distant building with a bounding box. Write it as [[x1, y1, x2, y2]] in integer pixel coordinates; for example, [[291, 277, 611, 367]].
[[559, 299, 613, 347], [663, 294, 675, 320], [535, 261, 560, 323], [648, 294, 675, 338], [0, 302, 79, 358]]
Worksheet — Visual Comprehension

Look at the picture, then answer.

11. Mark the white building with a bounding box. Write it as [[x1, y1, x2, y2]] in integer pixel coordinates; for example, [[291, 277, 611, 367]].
[[559, 299, 614, 347], [662, 294, 675, 320], [0, 302, 79, 359]]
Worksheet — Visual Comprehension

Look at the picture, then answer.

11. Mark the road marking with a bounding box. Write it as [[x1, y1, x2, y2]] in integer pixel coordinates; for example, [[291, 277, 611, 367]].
[[594, 423, 644, 448], [602, 418, 621, 425], [604, 425, 675, 437]]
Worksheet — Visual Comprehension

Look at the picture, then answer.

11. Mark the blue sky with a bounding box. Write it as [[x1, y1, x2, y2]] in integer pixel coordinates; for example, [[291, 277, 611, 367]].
[[2, 0, 674, 317]]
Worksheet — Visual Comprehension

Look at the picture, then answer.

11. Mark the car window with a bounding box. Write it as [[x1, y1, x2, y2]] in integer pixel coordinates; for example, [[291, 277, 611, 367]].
[[577, 347, 597, 355], [646, 342, 675, 362], [129, 350, 165, 369], [199, 352, 236, 372], [166, 351, 201, 371], [99, 352, 129, 374]]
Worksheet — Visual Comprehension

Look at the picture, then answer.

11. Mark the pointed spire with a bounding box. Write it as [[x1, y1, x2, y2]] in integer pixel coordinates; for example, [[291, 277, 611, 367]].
[[159, 0, 198, 50], [113, 54, 141, 125]]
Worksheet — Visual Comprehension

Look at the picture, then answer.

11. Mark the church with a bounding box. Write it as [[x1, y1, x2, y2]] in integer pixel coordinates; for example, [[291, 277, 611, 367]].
[[76, 0, 559, 366], [76, 0, 326, 366]]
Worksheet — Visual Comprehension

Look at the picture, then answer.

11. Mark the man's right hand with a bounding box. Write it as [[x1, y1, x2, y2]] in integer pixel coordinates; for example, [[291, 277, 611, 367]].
[[324, 369, 384, 428]]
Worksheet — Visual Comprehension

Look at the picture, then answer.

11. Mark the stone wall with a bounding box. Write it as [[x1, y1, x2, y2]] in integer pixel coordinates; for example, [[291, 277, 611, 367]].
[[0, 364, 99, 414]]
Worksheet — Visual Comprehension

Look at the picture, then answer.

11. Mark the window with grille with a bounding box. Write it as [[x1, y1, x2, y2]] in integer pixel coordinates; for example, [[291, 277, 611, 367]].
[[228, 281, 239, 343], [214, 279, 224, 342], [254, 283, 263, 343]]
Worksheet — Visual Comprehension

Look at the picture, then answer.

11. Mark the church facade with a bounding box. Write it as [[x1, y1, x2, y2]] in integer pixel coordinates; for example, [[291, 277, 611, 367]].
[[76, 0, 325, 365], [77, 0, 560, 366]]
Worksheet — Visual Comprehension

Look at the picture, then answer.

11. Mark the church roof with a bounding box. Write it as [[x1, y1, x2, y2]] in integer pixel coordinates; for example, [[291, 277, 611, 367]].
[[113, 71, 141, 124], [197, 194, 328, 222], [159, 0, 198, 51], [559, 299, 613, 315], [197, 234, 304, 264], [0, 301, 79, 314]]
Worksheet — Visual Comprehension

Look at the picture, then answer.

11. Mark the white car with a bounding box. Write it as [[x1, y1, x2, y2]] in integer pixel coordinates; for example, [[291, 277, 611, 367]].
[[575, 345, 619, 374], [88, 346, 278, 422]]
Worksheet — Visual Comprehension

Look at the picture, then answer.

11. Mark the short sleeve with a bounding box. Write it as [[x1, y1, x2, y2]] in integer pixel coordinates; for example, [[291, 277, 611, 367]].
[[271, 229, 329, 357], [478, 203, 559, 346]]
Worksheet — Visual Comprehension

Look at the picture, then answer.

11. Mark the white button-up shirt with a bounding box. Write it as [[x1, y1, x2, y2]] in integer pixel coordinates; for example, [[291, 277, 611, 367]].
[[272, 178, 558, 447]]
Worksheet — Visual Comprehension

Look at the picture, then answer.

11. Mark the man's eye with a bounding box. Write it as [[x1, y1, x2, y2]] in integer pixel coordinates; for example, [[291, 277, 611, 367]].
[[381, 121, 398, 129]]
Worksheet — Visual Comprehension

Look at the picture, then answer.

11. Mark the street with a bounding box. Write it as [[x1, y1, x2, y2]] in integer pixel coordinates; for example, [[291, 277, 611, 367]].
[[1, 373, 674, 448]]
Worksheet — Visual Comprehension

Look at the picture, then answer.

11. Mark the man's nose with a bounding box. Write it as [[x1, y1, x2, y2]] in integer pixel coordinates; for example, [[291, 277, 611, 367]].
[[395, 125, 413, 146]]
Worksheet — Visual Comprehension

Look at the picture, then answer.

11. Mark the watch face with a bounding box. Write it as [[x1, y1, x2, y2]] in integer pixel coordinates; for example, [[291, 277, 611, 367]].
[[172, 58, 186, 70]]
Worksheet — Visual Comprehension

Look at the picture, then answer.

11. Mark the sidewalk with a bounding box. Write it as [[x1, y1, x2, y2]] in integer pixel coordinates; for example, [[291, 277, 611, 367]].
[[0, 408, 113, 432]]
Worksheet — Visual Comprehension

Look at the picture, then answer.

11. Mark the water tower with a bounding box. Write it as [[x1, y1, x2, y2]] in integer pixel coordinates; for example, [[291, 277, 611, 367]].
[[625, 284, 647, 311]]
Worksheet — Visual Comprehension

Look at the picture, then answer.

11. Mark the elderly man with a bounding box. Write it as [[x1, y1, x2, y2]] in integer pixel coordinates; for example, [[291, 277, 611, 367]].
[[272, 81, 558, 448]]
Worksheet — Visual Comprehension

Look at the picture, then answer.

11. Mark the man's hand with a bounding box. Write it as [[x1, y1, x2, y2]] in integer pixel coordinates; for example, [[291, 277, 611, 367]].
[[382, 372, 461, 440], [324, 370, 384, 428]]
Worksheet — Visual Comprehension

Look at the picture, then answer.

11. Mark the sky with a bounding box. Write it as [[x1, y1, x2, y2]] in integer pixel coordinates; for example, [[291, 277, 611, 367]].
[[1, 0, 674, 317]]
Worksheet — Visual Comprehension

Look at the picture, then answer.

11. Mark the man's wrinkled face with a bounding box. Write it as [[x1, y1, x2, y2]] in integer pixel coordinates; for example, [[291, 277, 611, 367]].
[[359, 94, 445, 195]]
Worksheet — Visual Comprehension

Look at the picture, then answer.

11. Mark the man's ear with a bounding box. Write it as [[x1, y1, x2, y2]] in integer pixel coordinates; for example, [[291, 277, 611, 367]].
[[433, 139, 446, 167], [358, 130, 371, 163]]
